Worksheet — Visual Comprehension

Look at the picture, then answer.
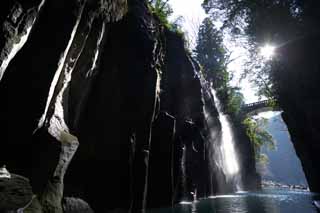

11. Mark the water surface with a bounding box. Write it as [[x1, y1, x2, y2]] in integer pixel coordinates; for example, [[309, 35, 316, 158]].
[[148, 189, 320, 213]]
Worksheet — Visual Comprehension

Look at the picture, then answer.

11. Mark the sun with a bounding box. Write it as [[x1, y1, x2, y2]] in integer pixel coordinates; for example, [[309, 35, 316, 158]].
[[260, 44, 276, 59]]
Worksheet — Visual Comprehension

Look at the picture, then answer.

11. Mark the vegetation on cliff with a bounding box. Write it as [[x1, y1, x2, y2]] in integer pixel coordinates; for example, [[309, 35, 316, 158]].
[[0, 0, 215, 211], [200, 0, 320, 192], [202, 0, 320, 100], [194, 13, 274, 164], [148, 0, 184, 35], [242, 117, 275, 163]]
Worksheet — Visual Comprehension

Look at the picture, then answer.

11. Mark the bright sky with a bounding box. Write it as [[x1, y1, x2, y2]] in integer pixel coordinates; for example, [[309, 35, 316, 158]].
[[169, 0, 262, 104], [168, 0, 206, 47], [169, 0, 206, 20]]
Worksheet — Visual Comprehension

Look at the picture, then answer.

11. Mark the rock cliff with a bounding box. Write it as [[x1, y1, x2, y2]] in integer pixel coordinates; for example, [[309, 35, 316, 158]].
[[0, 0, 259, 212], [274, 34, 320, 193]]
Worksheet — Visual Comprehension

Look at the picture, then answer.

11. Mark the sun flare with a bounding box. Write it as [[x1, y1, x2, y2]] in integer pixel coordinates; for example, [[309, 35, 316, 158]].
[[260, 44, 276, 59]]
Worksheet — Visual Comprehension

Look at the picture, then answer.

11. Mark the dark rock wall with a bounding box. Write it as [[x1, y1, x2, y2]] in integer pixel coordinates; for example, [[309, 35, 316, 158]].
[[274, 35, 320, 192], [160, 29, 209, 202], [0, 0, 85, 178], [68, 1, 160, 211], [0, 0, 45, 80], [233, 121, 261, 190]]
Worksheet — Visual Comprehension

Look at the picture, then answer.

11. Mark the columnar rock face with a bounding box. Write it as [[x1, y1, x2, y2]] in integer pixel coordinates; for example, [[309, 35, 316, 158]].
[[67, 0, 160, 211], [0, 0, 45, 80], [274, 35, 320, 193], [159, 29, 210, 201], [0, 0, 259, 212], [233, 121, 261, 190]]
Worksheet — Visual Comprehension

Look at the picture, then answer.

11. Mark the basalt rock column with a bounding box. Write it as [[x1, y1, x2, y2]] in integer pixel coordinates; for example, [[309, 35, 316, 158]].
[[69, 0, 161, 211], [0, 0, 89, 180], [0, 0, 45, 80], [147, 112, 176, 208], [160, 29, 209, 202], [0, 0, 128, 211]]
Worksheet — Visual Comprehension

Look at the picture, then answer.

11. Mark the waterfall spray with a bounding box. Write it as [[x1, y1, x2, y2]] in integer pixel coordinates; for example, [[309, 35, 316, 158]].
[[210, 89, 240, 177], [202, 82, 242, 193]]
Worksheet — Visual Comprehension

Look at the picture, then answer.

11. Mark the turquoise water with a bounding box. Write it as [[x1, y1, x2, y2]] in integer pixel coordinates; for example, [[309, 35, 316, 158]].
[[148, 189, 320, 213]]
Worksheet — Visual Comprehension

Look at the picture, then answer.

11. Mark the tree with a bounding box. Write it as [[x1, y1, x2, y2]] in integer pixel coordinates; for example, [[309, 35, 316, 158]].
[[195, 17, 247, 116], [202, 0, 302, 43], [202, 0, 320, 99], [225, 87, 244, 116], [199, 1, 284, 161], [242, 117, 275, 163], [148, 0, 173, 27], [194, 17, 227, 89], [148, 0, 185, 37]]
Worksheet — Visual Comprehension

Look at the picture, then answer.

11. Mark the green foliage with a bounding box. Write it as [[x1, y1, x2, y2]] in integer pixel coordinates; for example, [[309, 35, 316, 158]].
[[148, 0, 184, 35], [148, 0, 173, 26], [194, 18, 227, 87], [242, 117, 275, 163], [195, 17, 244, 117], [202, 0, 320, 101], [258, 153, 269, 165], [195, 4, 277, 164], [225, 87, 245, 116], [202, 0, 302, 44], [241, 58, 277, 100], [267, 97, 277, 109]]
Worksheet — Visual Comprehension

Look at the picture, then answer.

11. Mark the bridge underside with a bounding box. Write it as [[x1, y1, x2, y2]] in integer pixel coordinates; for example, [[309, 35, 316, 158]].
[[243, 107, 282, 116], [241, 100, 281, 116]]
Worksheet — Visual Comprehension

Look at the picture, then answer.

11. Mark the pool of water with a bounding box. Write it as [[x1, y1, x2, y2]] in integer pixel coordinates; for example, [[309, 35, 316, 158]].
[[147, 189, 320, 213]]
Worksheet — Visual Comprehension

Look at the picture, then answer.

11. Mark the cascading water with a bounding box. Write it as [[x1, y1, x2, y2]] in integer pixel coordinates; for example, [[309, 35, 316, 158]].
[[211, 89, 241, 183], [202, 81, 242, 193]]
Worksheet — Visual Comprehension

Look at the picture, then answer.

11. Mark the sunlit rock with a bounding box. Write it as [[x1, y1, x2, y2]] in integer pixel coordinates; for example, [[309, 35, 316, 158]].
[[0, 165, 11, 179]]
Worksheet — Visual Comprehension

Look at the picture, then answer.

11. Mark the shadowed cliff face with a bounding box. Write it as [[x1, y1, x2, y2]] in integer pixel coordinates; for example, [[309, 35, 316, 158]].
[[0, 0, 258, 212], [159, 29, 209, 202], [274, 35, 320, 193], [0, 0, 44, 80], [68, 1, 161, 211]]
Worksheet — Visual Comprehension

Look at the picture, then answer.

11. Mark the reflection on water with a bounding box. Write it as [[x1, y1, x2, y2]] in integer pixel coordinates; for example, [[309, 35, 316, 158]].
[[147, 189, 320, 213]]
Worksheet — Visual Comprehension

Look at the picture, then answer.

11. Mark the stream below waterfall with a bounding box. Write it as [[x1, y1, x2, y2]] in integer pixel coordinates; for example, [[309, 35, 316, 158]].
[[178, 83, 320, 213], [148, 189, 320, 213]]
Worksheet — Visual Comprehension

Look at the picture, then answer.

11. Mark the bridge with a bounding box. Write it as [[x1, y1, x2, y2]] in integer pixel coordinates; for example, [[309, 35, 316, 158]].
[[241, 99, 280, 115]]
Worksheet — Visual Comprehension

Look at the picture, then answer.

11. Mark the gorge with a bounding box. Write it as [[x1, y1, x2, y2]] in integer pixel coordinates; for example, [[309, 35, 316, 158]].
[[0, 0, 319, 213], [0, 0, 259, 212]]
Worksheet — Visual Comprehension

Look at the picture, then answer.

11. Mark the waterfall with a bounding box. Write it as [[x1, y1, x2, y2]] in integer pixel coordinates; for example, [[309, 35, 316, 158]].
[[211, 89, 240, 177], [202, 82, 242, 193]]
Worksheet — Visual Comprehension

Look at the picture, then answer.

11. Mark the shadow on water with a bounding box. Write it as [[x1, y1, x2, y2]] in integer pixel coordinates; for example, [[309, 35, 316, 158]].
[[147, 189, 320, 213]]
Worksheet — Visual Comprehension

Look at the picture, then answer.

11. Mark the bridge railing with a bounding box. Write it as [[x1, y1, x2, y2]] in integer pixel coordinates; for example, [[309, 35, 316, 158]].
[[241, 99, 279, 115], [244, 100, 271, 108]]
